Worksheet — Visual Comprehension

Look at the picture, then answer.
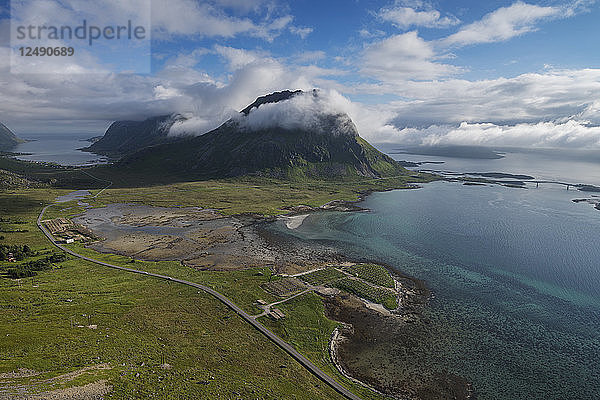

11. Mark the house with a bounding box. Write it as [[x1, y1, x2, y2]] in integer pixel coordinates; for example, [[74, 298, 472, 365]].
[[65, 238, 75, 244], [7, 252, 16, 262], [269, 308, 286, 320]]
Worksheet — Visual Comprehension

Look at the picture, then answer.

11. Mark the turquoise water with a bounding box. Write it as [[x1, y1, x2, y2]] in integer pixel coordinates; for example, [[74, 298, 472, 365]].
[[272, 181, 600, 399]]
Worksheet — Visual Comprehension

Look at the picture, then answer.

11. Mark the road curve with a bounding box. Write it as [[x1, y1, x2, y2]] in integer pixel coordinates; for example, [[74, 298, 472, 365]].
[[37, 204, 362, 400]]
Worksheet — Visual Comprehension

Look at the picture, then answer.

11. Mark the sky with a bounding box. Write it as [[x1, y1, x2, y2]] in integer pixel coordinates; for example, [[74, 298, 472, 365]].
[[1, 0, 600, 148]]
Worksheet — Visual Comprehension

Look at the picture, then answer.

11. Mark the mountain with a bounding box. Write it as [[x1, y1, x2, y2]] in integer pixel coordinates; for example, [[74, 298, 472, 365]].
[[83, 114, 185, 157], [0, 123, 24, 151], [240, 89, 303, 115], [119, 90, 407, 180]]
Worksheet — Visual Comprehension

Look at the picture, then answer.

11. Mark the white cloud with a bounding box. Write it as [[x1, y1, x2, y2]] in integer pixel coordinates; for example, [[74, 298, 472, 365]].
[[428, 120, 600, 148], [236, 89, 357, 135], [441, 2, 559, 47], [377, 120, 600, 149], [562, 0, 598, 17], [211, 0, 272, 14], [576, 100, 600, 124], [169, 115, 233, 136], [337, 68, 600, 148], [361, 1, 597, 83], [158, 49, 347, 136], [153, 85, 181, 100], [293, 50, 326, 63], [378, 1, 460, 29], [214, 45, 266, 70], [382, 69, 600, 127], [151, 0, 292, 40], [362, 31, 463, 81], [161, 48, 211, 70], [9, 0, 292, 41], [2, 0, 599, 152], [289, 26, 314, 39], [358, 29, 386, 38]]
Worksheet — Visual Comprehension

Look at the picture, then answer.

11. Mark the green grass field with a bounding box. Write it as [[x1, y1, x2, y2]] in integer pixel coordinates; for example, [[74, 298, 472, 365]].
[[0, 189, 354, 399], [63, 242, 281, 315], [331, 278, 398, 311], [345, 264, 396, 289], [80, 174, 430, 216], [0, 258, 351, 399], [298, 268, 347, 286]]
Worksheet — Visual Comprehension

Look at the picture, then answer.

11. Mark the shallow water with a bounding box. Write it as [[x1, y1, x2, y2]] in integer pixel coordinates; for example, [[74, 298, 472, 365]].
[[72, 204, 212, 240], [270, 181, 600, 399], [55, 190, 91, 203]]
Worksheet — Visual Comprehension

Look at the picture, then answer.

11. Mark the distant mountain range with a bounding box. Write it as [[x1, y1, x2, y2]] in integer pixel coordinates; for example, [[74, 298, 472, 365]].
[[89, 90, 407, 180], [0, 123, 24, 151]]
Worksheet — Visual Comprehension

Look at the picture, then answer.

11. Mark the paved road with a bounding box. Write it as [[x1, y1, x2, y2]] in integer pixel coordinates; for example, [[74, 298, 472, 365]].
[[37, 204, 362, 400]]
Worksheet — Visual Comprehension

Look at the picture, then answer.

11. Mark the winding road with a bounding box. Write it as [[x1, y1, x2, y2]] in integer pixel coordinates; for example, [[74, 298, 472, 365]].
[[37, 200, 362, 400]]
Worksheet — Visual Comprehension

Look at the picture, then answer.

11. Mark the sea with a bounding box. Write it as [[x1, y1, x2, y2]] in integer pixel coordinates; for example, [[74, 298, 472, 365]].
[[11, 137, 600, 399], [269, 147, 600, 400], [12, 133, 107, 166]]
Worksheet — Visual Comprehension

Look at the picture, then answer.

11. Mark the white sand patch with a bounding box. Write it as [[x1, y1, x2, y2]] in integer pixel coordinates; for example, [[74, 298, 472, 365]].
[[284, 214, 309, 229], [362, 298, 393, 316]]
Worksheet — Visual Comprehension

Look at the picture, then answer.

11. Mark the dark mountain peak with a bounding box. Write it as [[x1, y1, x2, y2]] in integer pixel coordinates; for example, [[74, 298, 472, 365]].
[[241, 90, 304, 115], [0, 122, 24, 151], [317, 112, 359, 138], [237, 89, 358, 138], [84, 114, 186, 157]]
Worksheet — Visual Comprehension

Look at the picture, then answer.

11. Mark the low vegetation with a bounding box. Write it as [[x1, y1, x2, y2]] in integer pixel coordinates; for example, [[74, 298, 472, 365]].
[[0, 244, 36, 261], [331, 278, 398, 310], [344, 263, 395, 289], [84, 174, 432, 216], [0, 190, 350, 399], [4, 253, 68, 278], [0, 258, 348, 399], [0, 156, 419, 399], [259, 293, 387, 400], [261, 277, 306, 297], [298, 268, 346, 286]]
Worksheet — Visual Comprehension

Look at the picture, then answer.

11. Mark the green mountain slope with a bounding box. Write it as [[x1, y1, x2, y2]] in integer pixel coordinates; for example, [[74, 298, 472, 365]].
[[119, 91, 407, 181]]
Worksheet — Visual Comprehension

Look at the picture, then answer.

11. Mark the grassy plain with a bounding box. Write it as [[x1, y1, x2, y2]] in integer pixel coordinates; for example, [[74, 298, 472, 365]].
[[298, 268, 347, 286], [0, 156, 423, 399], [0, 183, 400, 399], [85, 174, 432, 216], [0, 189, 351, 399]]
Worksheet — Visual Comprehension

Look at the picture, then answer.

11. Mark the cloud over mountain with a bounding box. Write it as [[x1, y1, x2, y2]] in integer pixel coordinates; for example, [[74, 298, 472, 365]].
[[236, 90, 355, 133], [1, 0, 599, 150], [380, 120, 600, 149]]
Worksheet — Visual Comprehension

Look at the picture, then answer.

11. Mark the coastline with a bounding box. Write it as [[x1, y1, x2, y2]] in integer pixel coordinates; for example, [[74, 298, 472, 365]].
[[272, 188, 476, 400], [65, 179, 476, 399], [329, 326, 392, 398]]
